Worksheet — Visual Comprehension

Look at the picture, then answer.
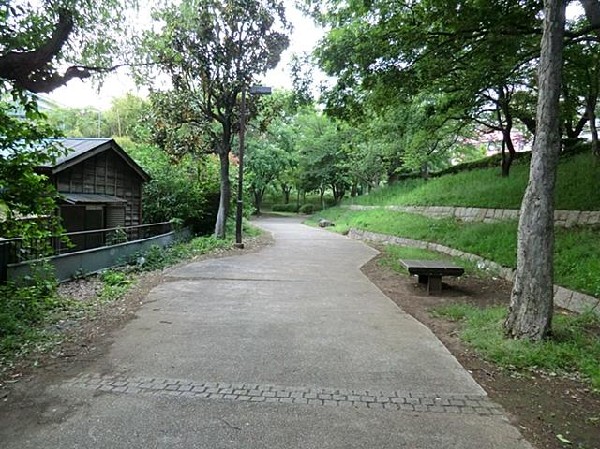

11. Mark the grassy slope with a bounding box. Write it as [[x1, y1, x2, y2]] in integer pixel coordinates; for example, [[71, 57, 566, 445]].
[[346, 152, 600, 210], [315, 151, 600, 298], [316, 208, 600, 297]]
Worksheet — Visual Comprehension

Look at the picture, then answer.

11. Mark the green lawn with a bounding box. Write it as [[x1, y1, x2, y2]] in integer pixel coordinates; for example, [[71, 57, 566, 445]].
[[433, 304, 600, 389], [346, 152, 600, 210]]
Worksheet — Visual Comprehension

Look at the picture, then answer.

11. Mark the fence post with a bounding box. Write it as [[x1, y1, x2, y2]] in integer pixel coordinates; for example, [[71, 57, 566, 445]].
[[0, 241, 8, 283]]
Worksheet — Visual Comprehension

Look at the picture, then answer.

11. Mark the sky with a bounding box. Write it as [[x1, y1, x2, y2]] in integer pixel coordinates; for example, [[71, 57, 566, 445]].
[[46, 3, 324, 110]]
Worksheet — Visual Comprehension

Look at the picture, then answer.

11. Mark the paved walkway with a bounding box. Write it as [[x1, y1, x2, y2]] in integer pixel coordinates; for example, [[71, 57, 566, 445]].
[[0, 217, 532, 448]]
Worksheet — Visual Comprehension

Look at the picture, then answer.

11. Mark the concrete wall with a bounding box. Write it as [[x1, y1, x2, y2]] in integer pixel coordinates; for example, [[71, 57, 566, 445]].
[[348, 228, 600, 316], [8, 230, 188, 283], [347, 205, 600, 227]]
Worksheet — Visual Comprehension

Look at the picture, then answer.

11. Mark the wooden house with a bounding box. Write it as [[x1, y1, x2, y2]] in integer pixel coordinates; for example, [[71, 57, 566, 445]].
[[36, 138, 150, 246]]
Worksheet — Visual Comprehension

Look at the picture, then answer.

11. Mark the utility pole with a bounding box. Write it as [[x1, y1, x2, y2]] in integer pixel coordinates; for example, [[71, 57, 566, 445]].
[[235, 86, 247, 248]]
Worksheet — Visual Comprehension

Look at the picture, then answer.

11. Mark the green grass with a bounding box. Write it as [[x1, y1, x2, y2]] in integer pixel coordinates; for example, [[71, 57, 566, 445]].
[[433, 304, 600, 389], [346, 152, 600, 210], [377, 245, 486, 277], [311, 208, 600, 297]]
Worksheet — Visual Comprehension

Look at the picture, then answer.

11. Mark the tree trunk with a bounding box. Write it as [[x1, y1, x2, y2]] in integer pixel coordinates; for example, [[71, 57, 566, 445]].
[[500, 131, 516, 177], [499, 89, 517, 178], [320, 185, 325, 211], [253, 187, 265, 216], [587, 102, 599, 156], [282, 185, 291, 204], [214, 150, 231, 239], [504, 0, 565, 341]]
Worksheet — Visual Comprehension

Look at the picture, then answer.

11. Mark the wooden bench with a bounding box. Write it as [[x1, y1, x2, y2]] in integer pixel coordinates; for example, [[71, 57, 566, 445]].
[[400, 259, 465, 294]]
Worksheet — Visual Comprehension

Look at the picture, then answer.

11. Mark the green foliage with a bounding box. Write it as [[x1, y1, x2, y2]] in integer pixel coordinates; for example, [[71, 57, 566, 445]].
[[1, 0, 137, 92], [433, 305, 600, 389], [0, 263, 64, 354], [299, 204, 314, 214], [295, 108, 350, 202], [138, 0, 291, 238], [44, 106, 109, 138], [347, 152, 600, 211], [45, 94, 151, 142], [0, 91, 66, 253], [99, 270, 132, 300], [554, 227, 600, 297], [272, 203, 299, 213], [245, 91, 300, 213], [122, 141, 221, 234], [132, 235, 235, 272]]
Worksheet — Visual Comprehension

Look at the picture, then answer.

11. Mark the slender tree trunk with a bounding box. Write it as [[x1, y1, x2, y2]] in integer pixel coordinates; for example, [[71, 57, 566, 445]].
[[501, 131, 516, 177], [253, 187, 265, 216], [282, 185, 291, 204], [504, 0, 566, 341], [214, 150, 231, 239], [499, 90, 516, 178], [320, 185, 325, 211], [587, 102, 599, 156]]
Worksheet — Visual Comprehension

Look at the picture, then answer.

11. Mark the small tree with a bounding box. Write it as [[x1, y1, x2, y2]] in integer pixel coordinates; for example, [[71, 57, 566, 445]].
[[139, 0, 289, 238]]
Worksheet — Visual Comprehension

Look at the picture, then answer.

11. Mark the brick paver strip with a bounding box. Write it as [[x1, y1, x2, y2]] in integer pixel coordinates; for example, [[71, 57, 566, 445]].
[[64, 373, 503, 415]]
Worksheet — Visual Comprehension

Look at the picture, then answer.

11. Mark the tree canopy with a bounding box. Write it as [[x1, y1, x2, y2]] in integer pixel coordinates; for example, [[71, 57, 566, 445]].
[[139, 0, 290, 238], [1, 0, 135, 93]]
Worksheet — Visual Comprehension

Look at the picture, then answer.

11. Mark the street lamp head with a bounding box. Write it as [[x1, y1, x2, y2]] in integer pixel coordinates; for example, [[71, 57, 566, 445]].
[[249, 85, 272, 95]]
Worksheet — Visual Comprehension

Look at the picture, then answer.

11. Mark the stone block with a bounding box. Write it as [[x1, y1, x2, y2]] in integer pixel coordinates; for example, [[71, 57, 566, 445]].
[[553, 286, 573, 309], [564, 211, 580, 228], [567, 292, 600, 314], [588, 212, 600, 225]]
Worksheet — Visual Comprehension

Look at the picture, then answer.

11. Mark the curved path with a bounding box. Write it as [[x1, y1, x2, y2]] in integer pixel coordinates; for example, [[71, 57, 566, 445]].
[[1, 216, 532, 448]]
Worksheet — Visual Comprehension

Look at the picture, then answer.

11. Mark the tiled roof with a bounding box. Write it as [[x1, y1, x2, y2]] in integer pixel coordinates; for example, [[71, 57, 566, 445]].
[[37, 138, 113, 168]]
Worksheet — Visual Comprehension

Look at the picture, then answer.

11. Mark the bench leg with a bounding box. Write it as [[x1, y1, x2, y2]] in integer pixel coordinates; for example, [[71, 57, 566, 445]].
[[418, 275, 428, 284], [427, 276, 442, 294]]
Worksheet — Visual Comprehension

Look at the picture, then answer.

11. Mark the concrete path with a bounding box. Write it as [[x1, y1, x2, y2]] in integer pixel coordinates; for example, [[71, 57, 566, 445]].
[[0, 217, 532, 448]]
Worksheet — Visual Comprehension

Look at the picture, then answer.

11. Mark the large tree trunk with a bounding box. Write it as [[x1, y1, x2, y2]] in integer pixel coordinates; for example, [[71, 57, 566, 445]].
[[504, 0, 566, 341], [214, 150, 231, 239]]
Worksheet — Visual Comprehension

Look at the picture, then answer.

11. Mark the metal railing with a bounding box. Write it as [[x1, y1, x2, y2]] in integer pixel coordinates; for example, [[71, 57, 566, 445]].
[[0, 221, 173, 266]]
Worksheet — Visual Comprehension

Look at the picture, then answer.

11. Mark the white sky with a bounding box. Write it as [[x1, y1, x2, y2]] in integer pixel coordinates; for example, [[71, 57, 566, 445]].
[[46, 3, 324, 110]]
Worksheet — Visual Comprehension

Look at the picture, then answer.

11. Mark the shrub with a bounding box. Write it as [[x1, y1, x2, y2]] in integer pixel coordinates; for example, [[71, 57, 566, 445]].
[[0, 263, 63, 348], [272, 203, 299, 213], [122, 142, 221, 235], [299, 204, 314, 214]]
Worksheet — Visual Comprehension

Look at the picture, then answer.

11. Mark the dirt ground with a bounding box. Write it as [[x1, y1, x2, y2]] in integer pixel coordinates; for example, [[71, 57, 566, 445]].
[[1, 233, 599, 449], [361, 249, 600, 449]]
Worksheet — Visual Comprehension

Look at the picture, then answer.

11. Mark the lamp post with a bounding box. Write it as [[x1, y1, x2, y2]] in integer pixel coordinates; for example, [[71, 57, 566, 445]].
[[235, 85, 271, 248]]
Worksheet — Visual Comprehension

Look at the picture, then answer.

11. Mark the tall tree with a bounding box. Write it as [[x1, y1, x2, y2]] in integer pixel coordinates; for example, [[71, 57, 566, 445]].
[[504, 0, 566, 340], [310, 0, 540, 176], [139, 0, 289, 238], [295, 109, 350, 206]]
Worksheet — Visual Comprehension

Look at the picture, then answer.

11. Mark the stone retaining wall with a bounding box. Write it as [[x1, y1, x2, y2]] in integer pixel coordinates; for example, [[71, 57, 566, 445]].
[[347, 205, 600, 227], [348, 228, 600, 315]]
